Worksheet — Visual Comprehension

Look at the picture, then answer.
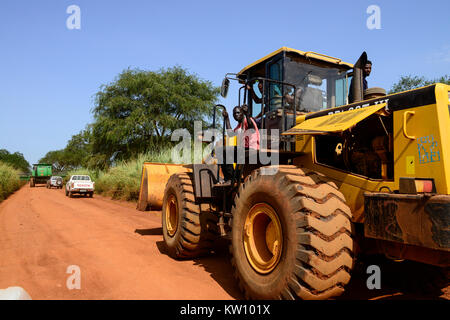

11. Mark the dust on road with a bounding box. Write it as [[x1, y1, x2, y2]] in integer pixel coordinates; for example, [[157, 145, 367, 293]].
[[0, 186, 447, 300]]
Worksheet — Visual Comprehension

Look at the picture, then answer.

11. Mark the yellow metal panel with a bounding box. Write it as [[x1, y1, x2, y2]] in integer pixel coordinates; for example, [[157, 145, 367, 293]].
[[284, 103, 386, 135], [435, 84, 450, 194], [393, 85, 450, 194]]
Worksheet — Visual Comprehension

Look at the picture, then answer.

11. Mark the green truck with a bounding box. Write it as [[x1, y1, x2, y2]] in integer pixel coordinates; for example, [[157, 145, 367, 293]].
[[30, 164, 52, 187]]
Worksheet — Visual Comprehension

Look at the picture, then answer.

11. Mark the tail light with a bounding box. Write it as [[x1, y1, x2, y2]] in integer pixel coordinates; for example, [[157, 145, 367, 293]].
[[71, 183, 74, 188], [399, 177, 436, 194], [414, 180, 434, 193]]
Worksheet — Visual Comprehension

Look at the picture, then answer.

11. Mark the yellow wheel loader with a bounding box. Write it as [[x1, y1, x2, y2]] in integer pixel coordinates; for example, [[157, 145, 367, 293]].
[[138, 47, 450, 299]]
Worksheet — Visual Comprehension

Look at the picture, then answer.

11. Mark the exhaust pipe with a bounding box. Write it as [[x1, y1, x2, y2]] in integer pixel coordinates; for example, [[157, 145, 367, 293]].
[[350, 52, 368, 103]]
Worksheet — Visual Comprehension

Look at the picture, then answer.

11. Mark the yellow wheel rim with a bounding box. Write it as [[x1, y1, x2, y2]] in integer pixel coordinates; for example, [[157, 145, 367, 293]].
[[165, 194, 178, 237], [243, 203, 283, 274]]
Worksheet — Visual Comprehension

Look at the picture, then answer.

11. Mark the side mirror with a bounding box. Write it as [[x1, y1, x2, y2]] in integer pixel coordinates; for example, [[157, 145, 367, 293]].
[[221, 78, 230, 98]]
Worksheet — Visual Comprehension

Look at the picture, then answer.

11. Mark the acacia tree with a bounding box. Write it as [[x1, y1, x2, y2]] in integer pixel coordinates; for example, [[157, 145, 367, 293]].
[[389, 75, 450, 94], [91, 66, 219, 167]]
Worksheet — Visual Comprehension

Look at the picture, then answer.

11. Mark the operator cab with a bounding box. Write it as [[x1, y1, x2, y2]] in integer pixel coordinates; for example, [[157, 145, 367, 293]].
[[221, 47, 353, 150], [240, 48, 352, 115]]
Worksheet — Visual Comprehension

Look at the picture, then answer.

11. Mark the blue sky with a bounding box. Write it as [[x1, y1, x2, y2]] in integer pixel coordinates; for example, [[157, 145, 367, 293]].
[[0, 0, 449, 165]]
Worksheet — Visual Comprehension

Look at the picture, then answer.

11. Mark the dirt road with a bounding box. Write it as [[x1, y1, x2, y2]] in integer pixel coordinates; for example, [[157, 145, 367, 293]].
[[0, 185, 448, 300], [0, 185, 241, 299]]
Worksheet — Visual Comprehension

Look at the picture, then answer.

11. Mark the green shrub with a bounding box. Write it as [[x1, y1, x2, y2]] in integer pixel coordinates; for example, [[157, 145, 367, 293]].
[[95, 149, 173, 201], [0, 161, 24, 202]]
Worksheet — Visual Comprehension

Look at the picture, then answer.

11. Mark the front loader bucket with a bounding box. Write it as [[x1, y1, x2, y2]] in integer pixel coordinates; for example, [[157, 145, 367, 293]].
[[137, 163, 191, 211]]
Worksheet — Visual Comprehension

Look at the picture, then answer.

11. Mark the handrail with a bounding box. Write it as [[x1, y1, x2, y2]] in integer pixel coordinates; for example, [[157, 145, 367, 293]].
[[403, 111, 416, 140]]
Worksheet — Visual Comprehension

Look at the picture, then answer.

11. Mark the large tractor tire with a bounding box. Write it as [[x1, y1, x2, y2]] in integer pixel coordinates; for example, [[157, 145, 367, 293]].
[[162, 173, 219, 259], [230, 165, 354, 300], [30, 179, 35, 188]]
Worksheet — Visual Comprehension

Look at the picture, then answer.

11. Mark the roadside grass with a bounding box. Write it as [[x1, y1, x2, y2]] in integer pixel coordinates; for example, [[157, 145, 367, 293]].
[[0, 161, 25, 202], [65, 148, 173, 202]]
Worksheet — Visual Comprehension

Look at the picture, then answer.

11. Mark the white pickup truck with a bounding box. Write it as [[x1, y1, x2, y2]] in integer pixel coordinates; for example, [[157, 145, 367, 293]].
[[65, 175, 95, 198]]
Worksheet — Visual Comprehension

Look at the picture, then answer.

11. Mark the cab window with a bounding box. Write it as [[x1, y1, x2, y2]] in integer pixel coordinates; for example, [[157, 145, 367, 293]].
[[251, 81, 262, 118], [267, 58, 283, 111], [284, 56, 348, 112]]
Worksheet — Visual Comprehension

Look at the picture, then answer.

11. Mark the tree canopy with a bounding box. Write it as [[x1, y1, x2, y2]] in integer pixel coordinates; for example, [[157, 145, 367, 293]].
[[90, 66, 219, 166], [389, 75, 450, 94], [0, 149, 31, 174]]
